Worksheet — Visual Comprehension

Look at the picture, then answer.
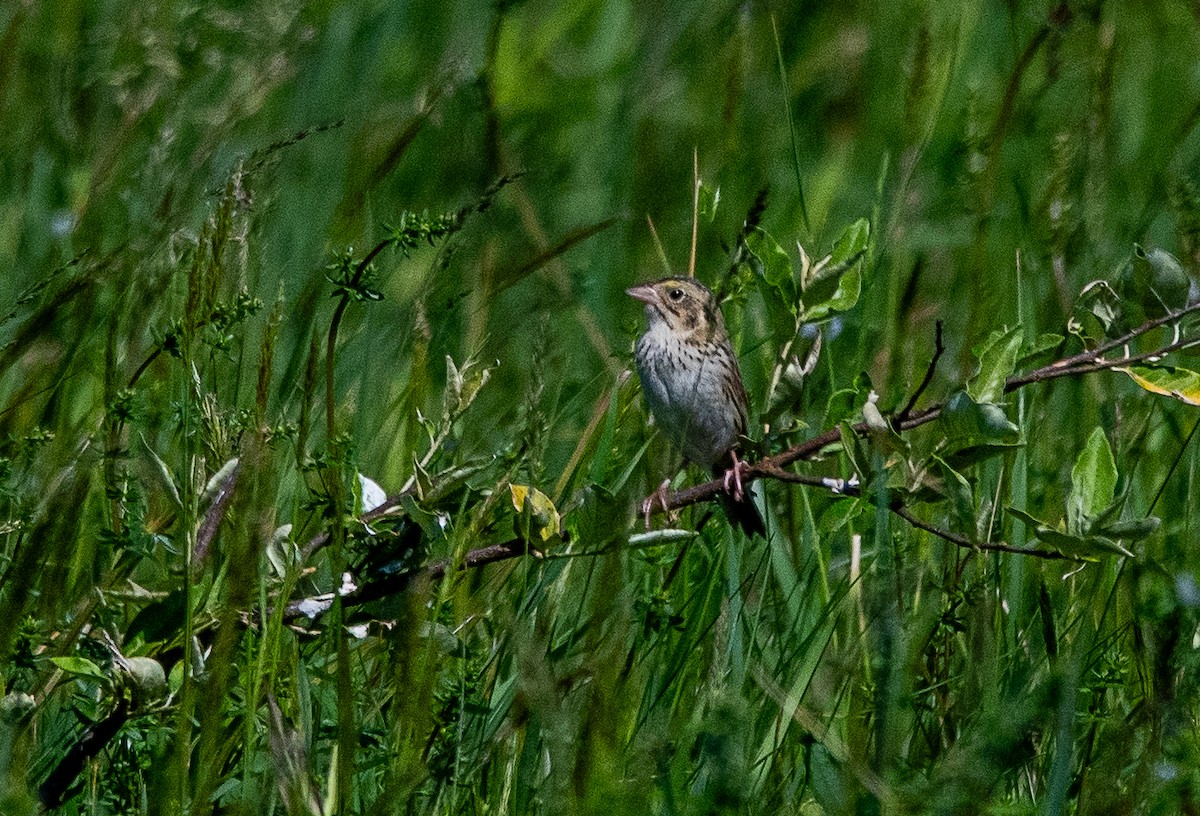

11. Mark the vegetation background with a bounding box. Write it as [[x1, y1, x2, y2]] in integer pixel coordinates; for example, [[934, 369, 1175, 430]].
[[1, 0, 1199, 813]]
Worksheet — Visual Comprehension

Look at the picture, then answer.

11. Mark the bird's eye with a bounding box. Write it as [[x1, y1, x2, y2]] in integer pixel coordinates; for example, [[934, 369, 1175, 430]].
[[668, 288, 685, 301]]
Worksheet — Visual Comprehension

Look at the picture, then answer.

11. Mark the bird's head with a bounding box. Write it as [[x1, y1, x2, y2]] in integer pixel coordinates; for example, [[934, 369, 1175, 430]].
[[626, 277, 723, 339]]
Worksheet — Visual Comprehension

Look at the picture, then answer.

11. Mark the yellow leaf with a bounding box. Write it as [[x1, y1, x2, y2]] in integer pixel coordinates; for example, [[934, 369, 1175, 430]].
[[509, 484, 561, 544], [1118, 365, 1200, 407]]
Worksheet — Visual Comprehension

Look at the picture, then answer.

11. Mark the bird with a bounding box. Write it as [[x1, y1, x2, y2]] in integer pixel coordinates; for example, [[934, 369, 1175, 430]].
[[627, 277, 766, 537]]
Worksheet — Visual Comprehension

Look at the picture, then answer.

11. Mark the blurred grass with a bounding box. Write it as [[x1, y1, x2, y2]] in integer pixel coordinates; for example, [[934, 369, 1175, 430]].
[[0, 0, 1199, 813]]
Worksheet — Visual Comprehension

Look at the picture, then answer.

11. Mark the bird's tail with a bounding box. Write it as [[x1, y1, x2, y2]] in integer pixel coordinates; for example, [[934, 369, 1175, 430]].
[[711, 462, 766, 538], [719, 492, 766, 538]]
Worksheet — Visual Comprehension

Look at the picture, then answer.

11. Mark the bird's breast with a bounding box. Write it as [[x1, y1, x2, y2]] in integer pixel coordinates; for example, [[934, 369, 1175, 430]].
[[635, 329, 743, 468]]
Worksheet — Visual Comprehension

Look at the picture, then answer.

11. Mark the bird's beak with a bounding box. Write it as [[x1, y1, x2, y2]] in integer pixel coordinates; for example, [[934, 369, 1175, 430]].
[[625, 283, 660, 306]]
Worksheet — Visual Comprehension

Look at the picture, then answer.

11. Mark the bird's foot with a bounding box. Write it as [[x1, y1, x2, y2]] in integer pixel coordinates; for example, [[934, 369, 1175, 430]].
[[721, 451, 751, 502], [642, 479, 672, 529]]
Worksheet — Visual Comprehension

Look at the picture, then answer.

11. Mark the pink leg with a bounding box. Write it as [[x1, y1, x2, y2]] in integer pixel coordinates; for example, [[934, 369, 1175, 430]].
[[641, 479, 672, 529], [721, 451, 750, 502]]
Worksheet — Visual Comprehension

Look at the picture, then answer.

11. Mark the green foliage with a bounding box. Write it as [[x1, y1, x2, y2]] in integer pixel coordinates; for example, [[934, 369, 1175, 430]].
[[1, 1, 1200, 814]]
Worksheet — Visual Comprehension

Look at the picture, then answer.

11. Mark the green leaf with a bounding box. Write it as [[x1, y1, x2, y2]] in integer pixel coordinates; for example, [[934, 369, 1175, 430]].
[[126, 589, 187, 646], [941, 440, 1024, 471], [443, 354, 494, 421], [1011, 506, 1131, 559], [1070, 427, 1116, 527], [1129, 244, 1190, 317], [1076, 279, 1122, 336], [816, 497, 863, 534], [830, 218, 871, 265], [1083, 535, 1135, 559], [1017, 333, 1066, 368], [943, 391, 1020, 446], [824, 387, 861, 427], [168, 661, 185, 695], [967, 326, 1022, 405], [1030, 527, 1127, 561], [800, 219, 869, 322], [1034, 526, 1134, 559], [936, 456, 975, 533], [410, 455, 434, 502], [628, 528, 698, 547], [1118, 365, 1200, 407], [838, 421, 867, 482], [746, 229, 798, 310], [1099, 516, 1161, 540], [50, 656, 109, 684], [422, 459, 493, 505], [141, 433, 182, 510], [1007, 506, 1049, 531]]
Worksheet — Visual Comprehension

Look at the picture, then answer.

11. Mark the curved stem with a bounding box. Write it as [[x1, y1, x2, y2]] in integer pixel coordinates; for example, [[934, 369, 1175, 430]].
[[642, 303, 1200, 533]]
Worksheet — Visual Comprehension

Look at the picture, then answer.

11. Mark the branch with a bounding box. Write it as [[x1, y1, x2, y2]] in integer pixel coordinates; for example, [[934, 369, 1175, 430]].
[[1019, 298, 1200, 380], [39, 698, 130, 809], [642, 302, 1200, 525], [299, 489, 414, 559], [887, 504, 1070, 560], [894, 319, 944, 425], [758, 463, 1074, 560], [282, 303, 1199, 607], [1006, 331, 1200, 391], [283, 535, 545, 623]]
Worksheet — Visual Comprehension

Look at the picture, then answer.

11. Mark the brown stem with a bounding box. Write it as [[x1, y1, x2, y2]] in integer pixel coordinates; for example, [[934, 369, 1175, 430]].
[[39, 698, 131, 809], [760, 463, 1074, 560], [888, 504, 1070, 561], [282, 535, 543, 622], [895, 319, 944, 425], [127, 346, 163, 390], [642, 303, 1200, 524], [282, 303, 1198, 604], [1013, 299, 1200, 386]]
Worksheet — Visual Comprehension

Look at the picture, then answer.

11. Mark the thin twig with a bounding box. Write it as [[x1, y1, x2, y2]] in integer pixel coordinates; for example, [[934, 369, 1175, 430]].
[[285, 303, 1197, 602], [127, 347, 163, 390], [758, 463, 1070, 556], [326, 238, 392, 436], [300, 490, 413, 559], [39, 699, 131, 809], [895, 319, 944, 425], [1006, 332, 1200, 391], [283, 535, 546, 622], [424, 537, 538, 580], [1016, 299, 1200, 383], [888, 504, 1070, 560], [716, 186, 770, 301], [642, 302, 1200, 521], [761, 463, 1073, 560]]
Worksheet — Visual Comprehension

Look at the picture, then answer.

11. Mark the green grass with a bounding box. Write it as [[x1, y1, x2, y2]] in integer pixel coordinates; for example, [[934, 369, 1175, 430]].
[[1, 1, 1200, 813]]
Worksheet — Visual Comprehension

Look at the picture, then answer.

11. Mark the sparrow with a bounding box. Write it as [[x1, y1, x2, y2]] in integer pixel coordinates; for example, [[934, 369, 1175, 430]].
[[627, 277, 765, 537]]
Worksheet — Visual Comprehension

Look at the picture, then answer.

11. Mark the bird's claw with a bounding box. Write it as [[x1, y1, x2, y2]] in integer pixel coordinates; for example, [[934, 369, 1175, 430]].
[[641, 479, 672, 529], [722, 452, 750, 502]]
